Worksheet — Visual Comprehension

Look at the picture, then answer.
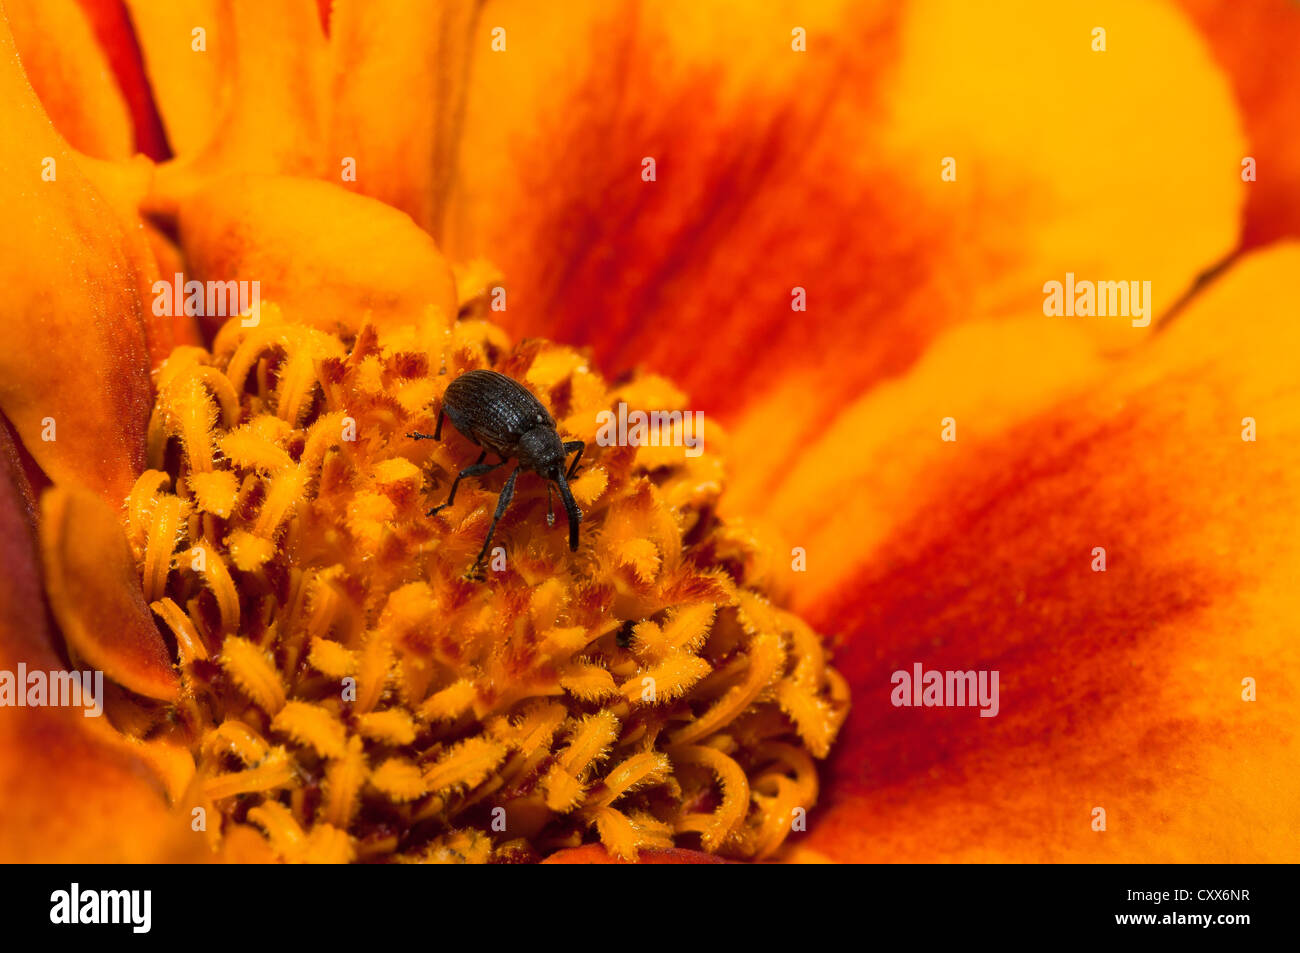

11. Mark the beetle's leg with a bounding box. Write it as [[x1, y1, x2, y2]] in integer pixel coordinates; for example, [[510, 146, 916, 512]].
[[554, 468, 583, 551], [428, 452, 495, 516], [545, 483, 556, 526], [563, 440, 585, 479], [410, 408, 447, 442], [474, 465, 521, 567]]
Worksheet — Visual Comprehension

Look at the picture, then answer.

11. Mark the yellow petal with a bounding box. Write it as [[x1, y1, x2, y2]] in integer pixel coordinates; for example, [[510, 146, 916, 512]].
[[0, 15, 152, 504], [174, 174, 459, 337], [328, 0, 483, 239], [446, 0, 1245, 522], [78, 152, 203, 366], [5, 0, 132, 158], [0, 425, 192, 862], [879, 0, 1243, 338], [800, 244, 1300, 861], [129, 0, 328, 181], [38, 484, 180, 702], [122, 0, 224, 156]]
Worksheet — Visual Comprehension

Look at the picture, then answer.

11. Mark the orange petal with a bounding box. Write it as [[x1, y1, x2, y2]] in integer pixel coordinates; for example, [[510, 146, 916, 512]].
[[133, 0, 329, 207], [79, 152, 203, 365], [0, 416, 43, 664], [0, 707, 203, 862], [541, 845, 728, 864], [1177, 0, 1300, 248], [448, 0, 1242, 430], [122, 0, 223, 156], [728, 316, 1105, 606], [4, 0, 132, 158], [174, 173, 459, 337], [0, 421, 193, 862], [10, 0, 194, 364], [328, 0, 482, 240], [0, 12, 152, 504], [796, 244, 1300, 861], [39, 484, 179, 702]]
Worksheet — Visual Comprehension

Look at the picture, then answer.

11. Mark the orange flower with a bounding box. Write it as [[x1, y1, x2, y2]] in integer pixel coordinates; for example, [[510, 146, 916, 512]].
[[1, 0, 1297, 863]]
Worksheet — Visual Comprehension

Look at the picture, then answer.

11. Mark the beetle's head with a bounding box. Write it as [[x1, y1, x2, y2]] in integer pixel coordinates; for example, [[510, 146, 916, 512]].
[[517, 425, 566, 477]]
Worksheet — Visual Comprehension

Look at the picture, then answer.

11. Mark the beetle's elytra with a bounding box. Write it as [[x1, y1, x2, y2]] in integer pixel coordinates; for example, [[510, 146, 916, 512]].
[[409, 369, 585, 570]]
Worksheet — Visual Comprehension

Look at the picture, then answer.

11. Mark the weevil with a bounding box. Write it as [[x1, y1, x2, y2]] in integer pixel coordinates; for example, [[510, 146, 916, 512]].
[[409, 369, 585, 570]]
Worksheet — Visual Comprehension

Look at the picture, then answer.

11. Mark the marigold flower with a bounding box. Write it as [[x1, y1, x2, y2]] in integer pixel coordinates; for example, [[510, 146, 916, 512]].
[[0, 0, 1297, 865]]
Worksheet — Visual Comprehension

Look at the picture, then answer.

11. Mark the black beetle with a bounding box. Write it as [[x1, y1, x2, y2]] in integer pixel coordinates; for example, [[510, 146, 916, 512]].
[[409, 369, 585, 569]]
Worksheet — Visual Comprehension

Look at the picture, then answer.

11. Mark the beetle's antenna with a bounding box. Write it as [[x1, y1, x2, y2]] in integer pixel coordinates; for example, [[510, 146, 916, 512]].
[[545, 483, 556, 526], [553, 469, 583, 551]]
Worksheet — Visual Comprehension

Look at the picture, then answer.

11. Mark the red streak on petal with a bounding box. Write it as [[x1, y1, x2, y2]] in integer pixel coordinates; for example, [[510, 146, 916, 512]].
[[1178, 0, 1300, 248], [806, 393, 1224, 815], [74, 0, 171, 159], [315, 0, 332, 36], [482, 12, 974, 434]]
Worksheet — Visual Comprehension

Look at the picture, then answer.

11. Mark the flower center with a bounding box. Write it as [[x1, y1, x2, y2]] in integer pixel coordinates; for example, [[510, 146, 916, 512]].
[[125, 294, 847, 862]]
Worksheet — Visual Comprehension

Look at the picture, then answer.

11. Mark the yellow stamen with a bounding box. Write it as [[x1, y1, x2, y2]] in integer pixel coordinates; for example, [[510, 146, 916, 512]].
[[203, 719, 271, 765], [544, 711, 620, 812], [559, 662, 619, 702], [248, 800, 306, 858], [271, 701, 348, 759], [203, 747, 296, 799], [620, 652, 713, 704], [590, 751, 672, 806], [157, 375, 219, 473], [186, 541, 241, 631], [299, 824, 356, 864], [219, 419, 296, 472], [220, 636, 287, 714], [123, 307, 846, 862], [418, 679, 477, 722], [670, 631, 785, 745], [142, 493, 188, 602], [308, 637, 357, 678], [589, 806, 641, 861], [670, 744, 750, 852], [126, 470, 170, 554], [370, 759, 429, 802], [424, 738, 508, 796], [356, 709, 418, 745], [188, 469, 240, 517], [321, 737, 367, 828], [150, 596, 208, 663]]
